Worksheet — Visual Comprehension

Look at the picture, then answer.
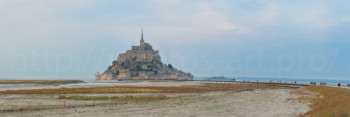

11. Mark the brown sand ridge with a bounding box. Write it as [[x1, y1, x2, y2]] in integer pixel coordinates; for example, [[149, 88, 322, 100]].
[[0, 83, 278, 94], [301, 86, 350, 117]]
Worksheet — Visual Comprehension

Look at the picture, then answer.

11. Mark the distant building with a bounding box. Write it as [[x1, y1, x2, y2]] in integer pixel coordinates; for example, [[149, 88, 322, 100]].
[[95, 70, 113, 80], [95, 30, 193, 80]]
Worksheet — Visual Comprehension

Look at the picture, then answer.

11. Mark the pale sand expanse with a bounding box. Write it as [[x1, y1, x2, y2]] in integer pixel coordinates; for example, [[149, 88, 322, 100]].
[[0, 89, 309, 117], [0, 81, 203, 91]]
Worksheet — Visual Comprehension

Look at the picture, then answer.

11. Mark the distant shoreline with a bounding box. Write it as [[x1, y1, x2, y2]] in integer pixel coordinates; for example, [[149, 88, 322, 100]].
[[0, 80, 84, 85], [195, 77, 350, 84]]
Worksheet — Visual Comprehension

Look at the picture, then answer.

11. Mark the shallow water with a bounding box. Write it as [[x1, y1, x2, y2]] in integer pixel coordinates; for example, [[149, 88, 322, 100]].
[[0, 80, 136, 90], [0, 84, 51, 89]]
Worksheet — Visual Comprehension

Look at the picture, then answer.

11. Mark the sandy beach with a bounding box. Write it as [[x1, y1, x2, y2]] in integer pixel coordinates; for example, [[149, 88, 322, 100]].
[[0, 82, 311, 117]]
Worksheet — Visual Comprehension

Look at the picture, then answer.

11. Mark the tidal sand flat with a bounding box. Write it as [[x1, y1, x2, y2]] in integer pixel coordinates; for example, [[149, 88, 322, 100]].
[[0, 82, 314, 117], [0, 81, 202, 91]]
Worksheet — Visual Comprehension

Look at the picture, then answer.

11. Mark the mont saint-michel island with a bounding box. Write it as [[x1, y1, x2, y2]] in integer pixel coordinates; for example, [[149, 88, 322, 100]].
[[2, 0, 350, 117], [95, 31, 193, 81]]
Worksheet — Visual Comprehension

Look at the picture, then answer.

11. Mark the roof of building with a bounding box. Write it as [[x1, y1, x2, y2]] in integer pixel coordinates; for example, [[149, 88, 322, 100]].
[[132, 46, 141, 50], [104, 70, 112, 74]]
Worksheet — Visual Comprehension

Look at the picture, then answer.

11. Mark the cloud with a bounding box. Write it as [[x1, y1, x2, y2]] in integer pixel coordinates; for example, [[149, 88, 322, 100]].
[[341, 17, 350, 22], [128, 1, 257, 44], [0, 0, 350, 79], [0, 0, 96, 44]]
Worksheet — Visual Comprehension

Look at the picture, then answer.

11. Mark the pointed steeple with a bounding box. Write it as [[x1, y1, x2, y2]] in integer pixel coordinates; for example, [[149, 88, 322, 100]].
[[140, 28, 144, 43]]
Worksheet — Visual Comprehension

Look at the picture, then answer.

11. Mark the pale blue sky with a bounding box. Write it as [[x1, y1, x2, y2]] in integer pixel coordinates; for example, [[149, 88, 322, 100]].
[[0, 0, 349, 80]]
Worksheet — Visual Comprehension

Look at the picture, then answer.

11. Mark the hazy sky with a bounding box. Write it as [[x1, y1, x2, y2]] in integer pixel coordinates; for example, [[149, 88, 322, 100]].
[[0, 0, 349, 80]]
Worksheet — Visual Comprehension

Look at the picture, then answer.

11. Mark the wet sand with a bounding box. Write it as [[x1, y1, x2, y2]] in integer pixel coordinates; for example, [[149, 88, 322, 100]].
[[0, 81, 203, 91]]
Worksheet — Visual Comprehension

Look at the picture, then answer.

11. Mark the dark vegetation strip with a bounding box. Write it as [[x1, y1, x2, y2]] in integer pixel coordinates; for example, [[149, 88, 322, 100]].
[[58, 95, 169, 102]]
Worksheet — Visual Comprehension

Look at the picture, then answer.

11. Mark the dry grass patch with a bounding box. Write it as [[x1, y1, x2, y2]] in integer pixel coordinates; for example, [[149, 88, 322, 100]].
[[0, 83, 279, 94], [301, 86, 350, 117]]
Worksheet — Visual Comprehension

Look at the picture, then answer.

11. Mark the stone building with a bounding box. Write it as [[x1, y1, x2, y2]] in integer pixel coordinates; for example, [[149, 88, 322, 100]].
[[95, 70, 113, 80], [95, 30, 193, 80]]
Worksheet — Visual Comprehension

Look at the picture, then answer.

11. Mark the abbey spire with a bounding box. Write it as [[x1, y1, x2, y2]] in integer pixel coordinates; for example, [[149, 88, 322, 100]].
[[140, 29, 144, 43]]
